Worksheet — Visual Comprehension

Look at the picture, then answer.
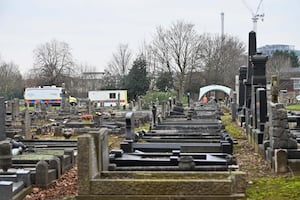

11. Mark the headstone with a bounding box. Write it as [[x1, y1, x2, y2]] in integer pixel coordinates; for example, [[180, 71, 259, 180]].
[[0, 141, 12, 172], [60, 83, 70, 112], [137, 96, 142, 111], [49, 157, 61, 178], [117, 92, 120, 108], [169, 97, 172, 110], [161, 101, 166, 119], [130, 101, 134, 111], [271, 75, 279, 103], [245, 31, 257, 109], [41, 102, 47, 113], [36, 160, 49, 187], [12, 98, 20, 121], [274, 149, 288, 173], [47, 103, 53, 112], [87, 100, 92, 114], [125, 112, 135, 140], [0, 181, 13, 200], [24, 109, 32, 139], [235, 75, 239, 104], [250, 53, 267, 86], [152, 103, 157, 127], [77, 135, 92, 194], [0, 97, 5, 141], [99, 130, 109, 171], [256, 88, 267, 131], [64, 149, 75, 164], [250, 53, 268, 129], [238, 66, 247, 109], [35, 102, 41, 112], [231, 92, 237, 121]]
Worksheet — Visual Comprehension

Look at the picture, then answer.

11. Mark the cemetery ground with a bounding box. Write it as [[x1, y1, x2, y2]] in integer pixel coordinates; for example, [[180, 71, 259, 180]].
[[24, 111, 300, 200]]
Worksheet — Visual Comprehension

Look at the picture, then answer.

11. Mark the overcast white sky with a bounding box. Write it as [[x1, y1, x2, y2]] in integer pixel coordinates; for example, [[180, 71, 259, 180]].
[[0, 0, 299, 75]]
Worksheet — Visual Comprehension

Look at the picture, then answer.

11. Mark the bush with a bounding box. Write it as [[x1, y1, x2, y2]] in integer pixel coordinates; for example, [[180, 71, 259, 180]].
[[142, 91, 177, 105]]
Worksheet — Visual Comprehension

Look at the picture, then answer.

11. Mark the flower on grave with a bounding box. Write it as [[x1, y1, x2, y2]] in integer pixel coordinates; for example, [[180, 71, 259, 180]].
[[80, 114, 93, 121], [94, 111, 102, 116]]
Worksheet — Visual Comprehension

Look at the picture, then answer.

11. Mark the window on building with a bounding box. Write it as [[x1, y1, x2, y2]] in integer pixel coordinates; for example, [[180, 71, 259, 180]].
[[109, 93, 116, 99], [294, 79, 300, 90]]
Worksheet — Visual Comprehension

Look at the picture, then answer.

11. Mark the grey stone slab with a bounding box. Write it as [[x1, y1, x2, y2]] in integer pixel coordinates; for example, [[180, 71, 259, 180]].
[[274, 149, 288, 173], [35, 160, 49, 187], [0, 181, 13, 200]]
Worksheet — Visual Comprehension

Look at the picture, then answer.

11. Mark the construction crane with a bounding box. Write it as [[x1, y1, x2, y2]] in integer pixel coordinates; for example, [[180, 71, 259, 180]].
[[242, 0, 264, 32]]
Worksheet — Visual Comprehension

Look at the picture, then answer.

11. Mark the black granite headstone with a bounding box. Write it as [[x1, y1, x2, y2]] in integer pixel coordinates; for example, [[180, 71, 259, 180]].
[[256, 88, 267, 132], [238, 66, 247, 109], [125, 112, 135, 140], [244, 31, 257, 109]]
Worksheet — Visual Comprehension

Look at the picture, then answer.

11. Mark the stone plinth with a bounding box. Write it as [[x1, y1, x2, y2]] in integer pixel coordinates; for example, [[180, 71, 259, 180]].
[[269, 103, 297, 149], [76, 129, 247, 200]]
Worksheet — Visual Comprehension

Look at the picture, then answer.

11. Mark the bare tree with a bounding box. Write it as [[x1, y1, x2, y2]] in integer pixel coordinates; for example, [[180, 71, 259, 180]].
[[0, 60, 23, 99], [150, 20, 203, 101], [200, 34, 246, 88], [31, 39, 74, 86], [105, 43, 132, 89], [107, 43, 132, 76], [266, 52, 292, 81]]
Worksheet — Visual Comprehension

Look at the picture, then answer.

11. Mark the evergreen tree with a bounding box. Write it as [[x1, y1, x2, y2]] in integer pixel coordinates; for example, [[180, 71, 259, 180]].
[[156, 71, 174, 91], [289, 51, 299, 67], [125, 55, 150, 100]]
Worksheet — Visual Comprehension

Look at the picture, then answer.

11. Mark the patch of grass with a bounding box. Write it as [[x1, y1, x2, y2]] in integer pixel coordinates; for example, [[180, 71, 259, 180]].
[[57, 195, 76, 200], [135, 123, 150, 132], [246, 177, 300, 200], [286, 104, 300, 111], [220, 113, 244, 139]]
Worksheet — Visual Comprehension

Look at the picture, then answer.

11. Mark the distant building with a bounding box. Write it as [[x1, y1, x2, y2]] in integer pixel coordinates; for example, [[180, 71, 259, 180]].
[[278, 68, 300, 103], [257, 44, 296, 56], [68, 72, 106, 98]]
